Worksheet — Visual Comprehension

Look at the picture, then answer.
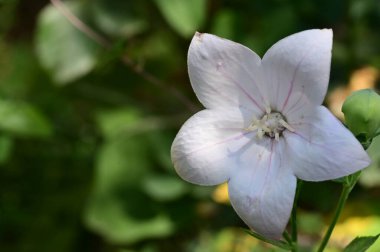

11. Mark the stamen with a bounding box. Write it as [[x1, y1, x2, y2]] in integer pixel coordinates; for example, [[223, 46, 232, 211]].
[[245, 124, 258, 131], [257, 129, 264, 139], [279, 119, 295, 132], [265, 106, 271, 114], [261, 124, 270, 132], [244, 109, 293, 140], [275, 132, 280, 141]]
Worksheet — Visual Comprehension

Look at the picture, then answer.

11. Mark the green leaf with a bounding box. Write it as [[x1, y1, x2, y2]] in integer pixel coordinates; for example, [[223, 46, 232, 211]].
[[342, 89, 380, 141], [0, 43, 41, 98], [0, 99, 52, 137], [92, 0, 148, 38], [85, 136, 174, 244], [147, 131, 175, 172], [96, 108, 173, 139], [211, 10, 236, 39], [94, 137, 149, 190], [142, 175, 188, 201], [35, 2, 100, 84], [85, 193, 174, 244], [344, 234, 380, 252], [96, 108, 142, 139], [153, 0, 206, 37]]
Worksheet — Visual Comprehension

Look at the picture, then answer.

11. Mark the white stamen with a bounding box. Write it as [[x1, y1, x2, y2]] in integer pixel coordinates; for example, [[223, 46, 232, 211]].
[[275, 132, 280, 141], [279, 119, 295, 132], [257, 129, 264, 139], [265, 106, 271, 114], [245, 109, 293, 140]]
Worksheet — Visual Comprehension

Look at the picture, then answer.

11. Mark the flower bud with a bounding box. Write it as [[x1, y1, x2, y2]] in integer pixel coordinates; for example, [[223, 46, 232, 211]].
[[342, 89, 380, 140]]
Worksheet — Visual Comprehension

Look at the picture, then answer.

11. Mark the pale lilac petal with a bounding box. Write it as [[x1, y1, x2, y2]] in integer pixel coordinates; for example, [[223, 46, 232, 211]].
[[188, 32, 266, 114], [284, 106, 371, 181], [261, 29, 332, 118], [228, 139, 296, 239], [171, 108, 259, 186]]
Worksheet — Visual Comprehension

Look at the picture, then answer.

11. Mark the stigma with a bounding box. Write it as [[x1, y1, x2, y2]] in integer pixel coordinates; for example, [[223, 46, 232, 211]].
[[245, 106, 294, 141]]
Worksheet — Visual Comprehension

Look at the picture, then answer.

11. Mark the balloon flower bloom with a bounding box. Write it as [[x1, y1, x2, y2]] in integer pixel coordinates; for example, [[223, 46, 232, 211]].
[[171, 30, 370, 239]]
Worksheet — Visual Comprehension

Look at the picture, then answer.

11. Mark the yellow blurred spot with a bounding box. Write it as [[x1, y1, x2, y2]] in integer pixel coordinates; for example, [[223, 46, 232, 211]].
[[333, 216, 374, 238], [212, 182, 230, 204], [327, 66, 379, 119], [324, 216, 380, 250], [348, 66, 379, 90]]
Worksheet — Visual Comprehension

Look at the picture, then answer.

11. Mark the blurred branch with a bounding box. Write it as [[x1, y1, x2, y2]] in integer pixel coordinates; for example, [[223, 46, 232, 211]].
[[50, 0, 198, 113]]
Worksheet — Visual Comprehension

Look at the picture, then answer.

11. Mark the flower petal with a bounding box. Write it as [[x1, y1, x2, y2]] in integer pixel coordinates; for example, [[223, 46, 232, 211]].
[[171, 108, 258, 186], [284, 106, 371, 181], [188, 32, 266, 113], [261, 29, 332, 117], [228, 139, 296, 239]]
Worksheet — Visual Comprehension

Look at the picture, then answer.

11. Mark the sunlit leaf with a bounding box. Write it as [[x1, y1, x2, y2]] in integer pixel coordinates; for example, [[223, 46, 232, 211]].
[[35, 2, 100, 84], [344, 234, 379, 252], [153, 0, 206, 37], [0, 99, 52, 137]]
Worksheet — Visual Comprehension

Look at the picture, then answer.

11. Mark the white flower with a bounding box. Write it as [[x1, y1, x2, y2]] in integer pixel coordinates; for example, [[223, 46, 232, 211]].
[[171, 30, 371, 239]]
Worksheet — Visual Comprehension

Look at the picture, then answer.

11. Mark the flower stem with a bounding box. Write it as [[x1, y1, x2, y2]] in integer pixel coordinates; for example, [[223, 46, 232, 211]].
[[292, 180, 302, 241], [290, 180, 302, 252], [317, 174, 359, 252]]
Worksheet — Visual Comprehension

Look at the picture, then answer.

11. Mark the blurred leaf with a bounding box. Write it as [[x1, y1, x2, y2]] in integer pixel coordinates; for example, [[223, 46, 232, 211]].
[[211, 10, 235, 39], [142, 175, 188, 201], [96, 108, 142, 139], [298, 212, 324, 235], [153, 0, 206, 37], [0, 99, 52, 137], [0, 135, 12, 164], [360, 135, 380, 187], [92, 0, 148, 38], [35, 2, 100, 84], [96, 108, 177, 140], [147, 131, 174, 172], [344, 234, 379, 252], [94, 137, 149, 190], [0, 0, 18, 34], [0, 43, 41, 98], [85, 193, 174, 244], [85, 136, 174, 243]]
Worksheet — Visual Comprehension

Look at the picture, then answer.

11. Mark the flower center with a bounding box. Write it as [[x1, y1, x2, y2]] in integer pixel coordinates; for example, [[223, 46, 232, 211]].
[[245, 107, 294, 141]]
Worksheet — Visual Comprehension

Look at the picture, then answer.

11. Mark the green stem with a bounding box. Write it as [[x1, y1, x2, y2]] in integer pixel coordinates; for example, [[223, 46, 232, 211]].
[[317, 177, 358, 252], [291, 180, 303, 243]]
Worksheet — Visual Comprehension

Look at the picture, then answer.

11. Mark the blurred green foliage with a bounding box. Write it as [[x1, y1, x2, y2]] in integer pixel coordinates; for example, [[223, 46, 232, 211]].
[[0, 0, 380, 251]]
